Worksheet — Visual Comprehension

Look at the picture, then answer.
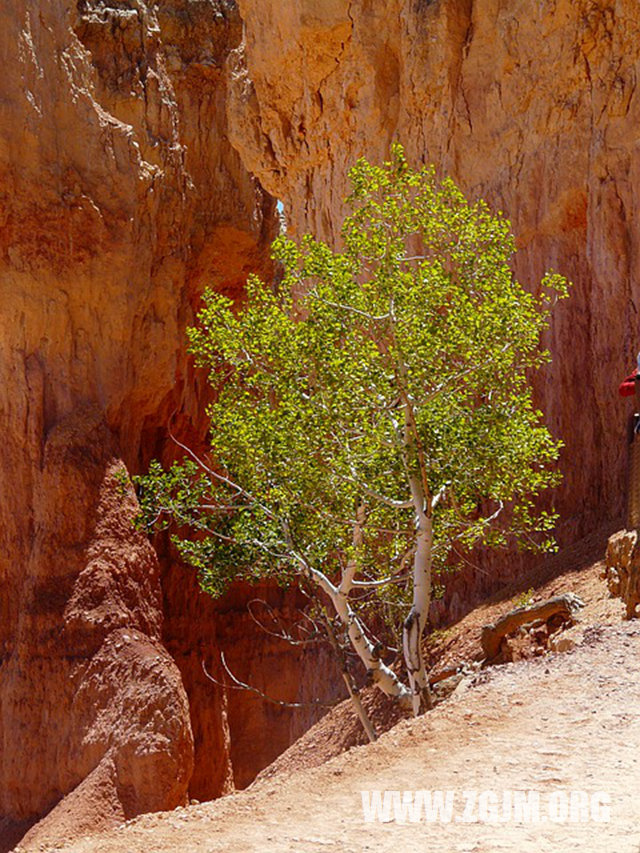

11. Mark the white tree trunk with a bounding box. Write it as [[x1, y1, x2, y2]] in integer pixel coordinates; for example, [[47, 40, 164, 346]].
[[403, 492, 434, 714], [286, 503, 415, 711], [323, 609, 378, 742], [393, 373, 435, 715], [340, 671, 378, 742], [331, 585, 413, 711], [289, 544, 414, 712]]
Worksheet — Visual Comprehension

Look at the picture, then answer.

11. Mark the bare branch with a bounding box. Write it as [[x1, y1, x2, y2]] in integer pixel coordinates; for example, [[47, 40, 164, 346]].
[[246, 599, 325, 646], [201, 656, 342, 709], [431, 483, 448, 510], [415, 342, 515, 408], [338, 468, 413, 510], [339, 501, 366, 595], [314, 295, 390, 323], [282, 520, 339, 599], [167, 427, 247, 498], [351, 572, 410, 588]]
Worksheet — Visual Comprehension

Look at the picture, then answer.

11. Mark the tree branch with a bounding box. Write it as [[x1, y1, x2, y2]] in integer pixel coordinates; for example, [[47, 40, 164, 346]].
[[202, 655, 342, 709], [246, 598, 326, 647], [339, 468, 413, 509]]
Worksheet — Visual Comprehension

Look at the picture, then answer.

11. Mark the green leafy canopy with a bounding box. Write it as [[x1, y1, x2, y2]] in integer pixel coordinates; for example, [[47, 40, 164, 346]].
[[136, 144, 569, 608]]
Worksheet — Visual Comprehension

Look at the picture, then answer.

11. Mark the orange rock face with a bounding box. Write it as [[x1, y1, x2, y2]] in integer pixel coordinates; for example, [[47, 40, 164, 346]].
[[0, 0, 287, 844], [162, 572, 340, 799], [3, 0, 640, 846]]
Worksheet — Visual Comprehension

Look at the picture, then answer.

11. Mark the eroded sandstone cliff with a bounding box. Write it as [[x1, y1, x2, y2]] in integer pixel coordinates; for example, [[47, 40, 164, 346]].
[[0, 0, 303, 846], [2, 0, 638, 847]]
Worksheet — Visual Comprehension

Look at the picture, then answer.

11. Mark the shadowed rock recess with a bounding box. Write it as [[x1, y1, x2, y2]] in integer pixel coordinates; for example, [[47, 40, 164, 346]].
[[1, 0, 638, 847]]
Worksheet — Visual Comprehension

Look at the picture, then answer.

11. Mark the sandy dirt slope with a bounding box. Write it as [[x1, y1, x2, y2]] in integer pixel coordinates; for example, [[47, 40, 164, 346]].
[[51, 614, 640, 853]]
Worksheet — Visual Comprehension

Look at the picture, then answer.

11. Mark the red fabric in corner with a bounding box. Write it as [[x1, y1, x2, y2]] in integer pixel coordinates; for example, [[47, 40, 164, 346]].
[[620, 369, 639, 397]]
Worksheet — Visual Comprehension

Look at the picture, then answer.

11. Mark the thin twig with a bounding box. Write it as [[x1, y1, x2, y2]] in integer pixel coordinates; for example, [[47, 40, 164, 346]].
[[246, 599, 325, 647], [201, 655, 342, 709]]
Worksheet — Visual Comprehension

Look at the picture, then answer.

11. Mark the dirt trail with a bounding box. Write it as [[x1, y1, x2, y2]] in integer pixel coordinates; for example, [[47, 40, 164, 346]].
[[50, 615, 640, 853]]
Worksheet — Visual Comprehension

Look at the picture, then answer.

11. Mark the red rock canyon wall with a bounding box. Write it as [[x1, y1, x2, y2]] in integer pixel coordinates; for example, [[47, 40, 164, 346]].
[[0, 1, 315, 846], [2, 0, 638, 846]]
